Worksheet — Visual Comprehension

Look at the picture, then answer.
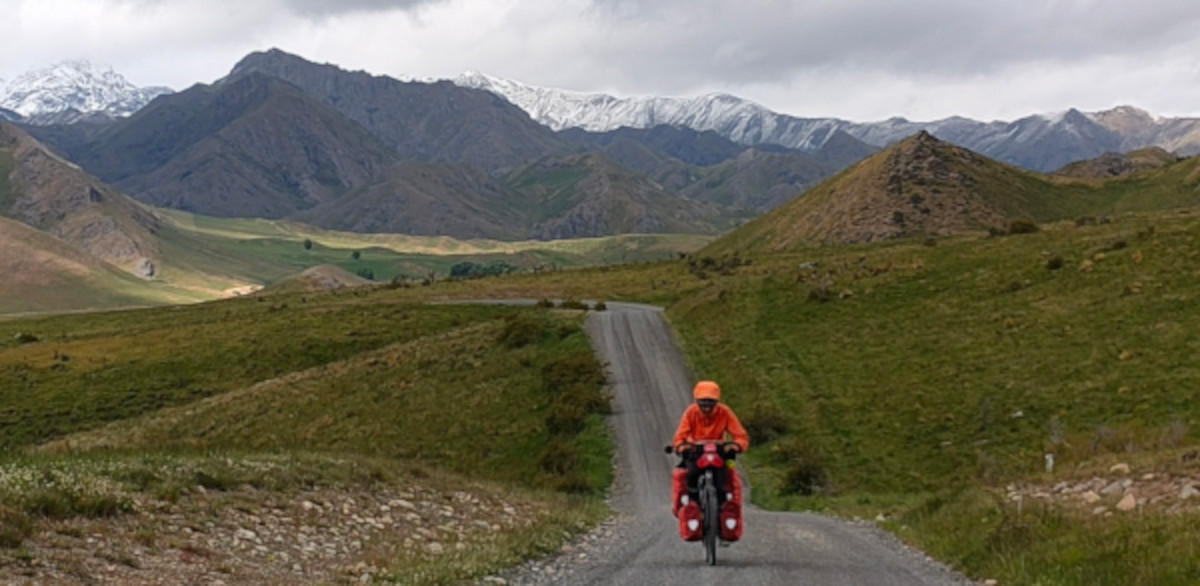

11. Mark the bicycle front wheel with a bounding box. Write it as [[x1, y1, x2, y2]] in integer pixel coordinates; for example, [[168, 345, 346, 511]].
[[703, 483, 719, 565]]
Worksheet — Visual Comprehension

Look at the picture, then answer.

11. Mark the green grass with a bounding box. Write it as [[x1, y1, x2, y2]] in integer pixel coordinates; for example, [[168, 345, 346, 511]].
[[890, 487, 1200, 585], [0, 287, 615, 581], [663, 210, 1200, 584], [6, 200, 1200, 583], [2, 295, 609, 487]]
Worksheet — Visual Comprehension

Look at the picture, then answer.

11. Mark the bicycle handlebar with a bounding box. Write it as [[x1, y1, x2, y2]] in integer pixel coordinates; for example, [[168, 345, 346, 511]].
[[663, 441, 740, 459]]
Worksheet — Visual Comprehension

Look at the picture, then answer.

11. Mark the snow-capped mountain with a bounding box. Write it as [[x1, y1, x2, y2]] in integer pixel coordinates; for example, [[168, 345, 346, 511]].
[[453, 71, 1200, 172], [0, 60, 173, 125], [454, 71, 843, 151]]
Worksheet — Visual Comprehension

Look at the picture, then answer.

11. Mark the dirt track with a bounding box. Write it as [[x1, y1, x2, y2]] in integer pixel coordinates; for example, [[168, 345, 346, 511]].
[[504, 301, 977, 585]]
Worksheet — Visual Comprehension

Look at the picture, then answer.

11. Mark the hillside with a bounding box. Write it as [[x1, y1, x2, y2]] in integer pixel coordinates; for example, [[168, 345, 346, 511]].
[[706, 131, 1200, 254], [40, 73, 396, 219], [227, 49, 573, 172], [0, 121, 162, 274], [679, 147, 838, 212], [0, 121, 302, 306], [3, 202, 1200, 582], [0, 298, 611, 583], [666, 208, 1200, 584], [707, 131, 1046, 251], [560, 125, 877, 214], [507, 153, 738, 239], [1054, 147, 1182, 179], [0, 216, 204, 315], [259, 264, 371, 295]]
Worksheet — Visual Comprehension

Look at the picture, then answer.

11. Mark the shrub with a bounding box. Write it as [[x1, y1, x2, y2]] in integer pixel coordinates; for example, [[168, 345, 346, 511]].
[[1008, 219, 1040, 234], [556, 321, 581, 339], [1045, 251, 1064, 270], [13, 332, 39, 344], [564, 384, 611, 416], [774, 439, 830, 496], [546, 401, 588, 436], [24, 488, 73, 518], [593, 301, 607, 311], [73, 494, 132, 518], [497, 315, 546, 348], [549, 472, 592, 493], [535, 298, 555, 308], [0, 506, 32, 549], [538, 437, 578, 475], [194, 470, 240, 492], [744, 402, 790, 444], [24, 488, 131, 519], [559, 298, 589, 310], [808, 281, 834, 303], [541, 351, 606, 394]]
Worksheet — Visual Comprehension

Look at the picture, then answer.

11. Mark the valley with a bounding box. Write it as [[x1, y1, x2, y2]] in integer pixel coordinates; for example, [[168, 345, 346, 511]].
[[1, 47, 1200, 584]]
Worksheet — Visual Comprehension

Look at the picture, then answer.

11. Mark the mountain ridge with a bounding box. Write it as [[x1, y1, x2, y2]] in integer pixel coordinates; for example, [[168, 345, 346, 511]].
[[455, 71, 1200, 172], [8, 56, 1200, 175]]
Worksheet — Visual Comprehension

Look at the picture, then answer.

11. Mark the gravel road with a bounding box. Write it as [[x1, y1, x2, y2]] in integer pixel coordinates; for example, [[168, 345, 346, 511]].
[[494, 301, 978, 585]]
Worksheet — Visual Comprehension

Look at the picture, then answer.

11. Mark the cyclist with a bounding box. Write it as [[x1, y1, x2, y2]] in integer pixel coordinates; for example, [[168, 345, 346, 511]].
[[671, 380, 750, 520]]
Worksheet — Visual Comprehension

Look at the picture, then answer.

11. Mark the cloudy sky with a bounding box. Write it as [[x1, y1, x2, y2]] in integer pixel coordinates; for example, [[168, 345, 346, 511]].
[[4, 0, 1200, 122]]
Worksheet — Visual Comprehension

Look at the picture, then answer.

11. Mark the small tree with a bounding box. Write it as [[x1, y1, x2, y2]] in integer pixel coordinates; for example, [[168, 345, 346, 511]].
[[303, 239, 313, 250], [351, 250, 361, 261]]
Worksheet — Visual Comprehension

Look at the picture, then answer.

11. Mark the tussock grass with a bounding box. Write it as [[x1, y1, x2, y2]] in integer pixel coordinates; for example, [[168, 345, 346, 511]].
[[377, 497, 607, 585], [6, 204, 1200, 583], [665, 210, 1200, 584], [0, 290, 613, 581]]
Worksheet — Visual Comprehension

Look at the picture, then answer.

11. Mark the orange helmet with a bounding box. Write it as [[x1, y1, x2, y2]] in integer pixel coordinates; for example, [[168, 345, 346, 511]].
[[693, 380, 721, 401]]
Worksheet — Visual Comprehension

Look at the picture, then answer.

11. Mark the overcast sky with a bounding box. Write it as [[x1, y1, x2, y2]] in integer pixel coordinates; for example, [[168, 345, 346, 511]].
[[4, 0, 1200, 122]]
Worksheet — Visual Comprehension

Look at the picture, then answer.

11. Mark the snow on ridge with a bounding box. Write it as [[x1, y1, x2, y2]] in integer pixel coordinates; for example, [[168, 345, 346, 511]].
[[0, 59, 172, 121], [1037, 109, 1070, 125], [450, 70, 791, 144]]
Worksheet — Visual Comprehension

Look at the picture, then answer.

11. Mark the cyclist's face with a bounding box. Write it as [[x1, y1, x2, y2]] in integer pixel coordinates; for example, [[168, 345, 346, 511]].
[[697, 399, 717, 413]]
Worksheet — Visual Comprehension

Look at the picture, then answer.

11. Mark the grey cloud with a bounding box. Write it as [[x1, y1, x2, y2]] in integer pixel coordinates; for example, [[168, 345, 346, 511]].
[[283, 0, 443, 18], [580, 0, 1200, 92]]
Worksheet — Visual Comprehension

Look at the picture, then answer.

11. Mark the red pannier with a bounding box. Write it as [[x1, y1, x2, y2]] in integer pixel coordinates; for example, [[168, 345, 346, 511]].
[[671, 468, 689, 517], [672, 463, 744, 542], [678, 500, 703, 541]]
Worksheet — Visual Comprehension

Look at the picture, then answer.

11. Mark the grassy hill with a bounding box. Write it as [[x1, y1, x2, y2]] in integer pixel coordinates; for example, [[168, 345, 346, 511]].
[[705, 132, 1200, 255], [667, 209, 1200, 585], [0, 199, 712, 316], [0, 293, 613, 582], [5, 208, 1200, 583], [0, 216, 212, 315]]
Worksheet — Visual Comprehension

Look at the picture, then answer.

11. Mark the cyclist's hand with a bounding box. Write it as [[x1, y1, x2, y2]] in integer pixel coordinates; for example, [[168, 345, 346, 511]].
[[722, 443, 740, 455], [675, 443, 692, 454]]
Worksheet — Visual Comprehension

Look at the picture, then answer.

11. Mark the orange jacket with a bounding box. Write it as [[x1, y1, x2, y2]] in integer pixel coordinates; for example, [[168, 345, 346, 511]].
[[672, 403, 750, 453]]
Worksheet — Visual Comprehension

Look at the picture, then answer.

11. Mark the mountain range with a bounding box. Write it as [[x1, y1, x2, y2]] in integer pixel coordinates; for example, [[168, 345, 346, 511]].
[[8, 56, 1200, 175], [456, 73, 1200, 173], [18, 50, 861, 241], [4, 48, 1200, 316]]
